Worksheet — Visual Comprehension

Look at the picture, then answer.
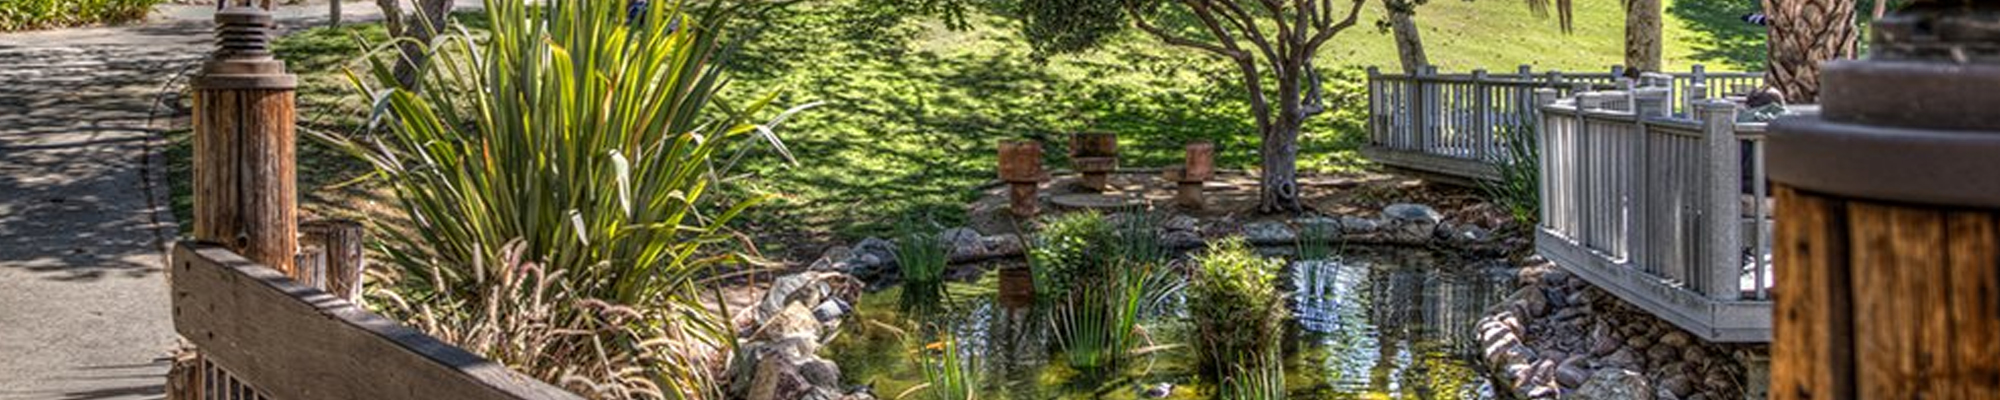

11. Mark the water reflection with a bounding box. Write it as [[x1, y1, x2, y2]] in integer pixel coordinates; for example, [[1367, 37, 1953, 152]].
[[828, 249, 1513, 400]]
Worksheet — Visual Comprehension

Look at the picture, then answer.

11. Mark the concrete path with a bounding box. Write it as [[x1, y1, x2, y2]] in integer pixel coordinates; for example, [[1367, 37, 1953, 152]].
[[0, 2, 474, 398]]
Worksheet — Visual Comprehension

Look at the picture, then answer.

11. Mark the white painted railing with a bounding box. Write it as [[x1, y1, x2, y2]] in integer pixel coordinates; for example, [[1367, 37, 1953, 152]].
[[1365, 65, 1763, 182], [1534, 87, 1776, 342]]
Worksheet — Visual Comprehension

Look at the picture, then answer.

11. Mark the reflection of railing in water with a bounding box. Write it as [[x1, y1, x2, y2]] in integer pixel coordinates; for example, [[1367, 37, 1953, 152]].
[[1289, 257, 1512, 363]]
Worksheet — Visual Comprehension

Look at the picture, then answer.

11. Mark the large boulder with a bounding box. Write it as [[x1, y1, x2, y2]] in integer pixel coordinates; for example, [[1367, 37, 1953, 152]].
[[1571, 368, 1653, 400], [1243, 221, 1297, 245]]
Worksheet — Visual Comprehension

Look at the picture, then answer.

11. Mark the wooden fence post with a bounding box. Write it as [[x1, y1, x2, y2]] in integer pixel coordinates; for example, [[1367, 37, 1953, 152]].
[[300, 220, 367, 301], [1412, 65, 1435, 152], [1697, 100, 1741, 300], [1533, 89, 1559, 227], [1472, 69, 1492, 161], [175, 6, 299, 400], [1366, 66, 1381, 145], [193, 5, 299, 278]]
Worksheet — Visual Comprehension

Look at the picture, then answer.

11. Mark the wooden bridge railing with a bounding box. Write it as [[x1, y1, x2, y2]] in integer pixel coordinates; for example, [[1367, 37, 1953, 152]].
[[1364, 65, 1763, 182], [172, 242, 583, 399], [1534, 87, 1777, 342]]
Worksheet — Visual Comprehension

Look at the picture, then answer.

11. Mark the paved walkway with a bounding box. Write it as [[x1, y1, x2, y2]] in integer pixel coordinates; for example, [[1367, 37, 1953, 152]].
[[0, 3, 473, 398]]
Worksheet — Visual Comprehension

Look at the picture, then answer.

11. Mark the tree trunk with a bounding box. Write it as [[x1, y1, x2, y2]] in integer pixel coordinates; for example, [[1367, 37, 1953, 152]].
[[1763, 0, 1858, 103], [1259, 120, 1303, 213], [1385, 0, 1427, 72], [378, 0, 454, 90], [1624, 0, 1663, 75]]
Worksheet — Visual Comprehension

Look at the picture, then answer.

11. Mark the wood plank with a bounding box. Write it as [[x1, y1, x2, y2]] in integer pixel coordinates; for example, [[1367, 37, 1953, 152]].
[[1770, 186, 1854, 400], [171, 242, 582, 400], [1946, 212, 2000, 399], [1850, 202, 1949, 399]]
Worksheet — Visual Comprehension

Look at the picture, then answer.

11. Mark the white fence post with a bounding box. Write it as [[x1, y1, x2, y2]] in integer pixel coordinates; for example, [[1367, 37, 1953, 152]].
[[1535, 88, 1560, 228], [1368, 66, 1382, 146], [1415, 65, 1438, 152], [1473, 69, 1492, 160], [1698, 100, 1742, 301]]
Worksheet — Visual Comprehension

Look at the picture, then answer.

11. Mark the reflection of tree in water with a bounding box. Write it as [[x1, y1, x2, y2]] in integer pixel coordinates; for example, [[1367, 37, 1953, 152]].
[[1288, 252, 1511, 398]]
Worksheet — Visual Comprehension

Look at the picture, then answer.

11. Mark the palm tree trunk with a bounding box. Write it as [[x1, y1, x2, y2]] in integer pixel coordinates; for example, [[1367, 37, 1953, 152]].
[[1763, 0, 1858, 103], [1624, 0, 1663, 75], [1386, 0, 1428, 72]]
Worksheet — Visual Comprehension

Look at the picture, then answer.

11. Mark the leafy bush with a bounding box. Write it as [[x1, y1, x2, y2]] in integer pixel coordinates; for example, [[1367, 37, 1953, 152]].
[[325, 0, 803, 397], [1483, 124, 1541, 226], [1027, 211, 1116, 299], [0, 0, 158, 31], [1187, 237, 1288, 375]]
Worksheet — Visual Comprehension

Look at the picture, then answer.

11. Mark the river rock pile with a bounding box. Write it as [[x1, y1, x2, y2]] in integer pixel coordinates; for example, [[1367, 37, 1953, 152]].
[[1479, 262, 1753, 400], [728, 272, 872, 400]]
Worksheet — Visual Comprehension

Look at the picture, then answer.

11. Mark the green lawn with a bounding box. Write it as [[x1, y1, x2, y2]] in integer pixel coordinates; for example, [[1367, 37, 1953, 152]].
[[234, 0, 1769, 246]]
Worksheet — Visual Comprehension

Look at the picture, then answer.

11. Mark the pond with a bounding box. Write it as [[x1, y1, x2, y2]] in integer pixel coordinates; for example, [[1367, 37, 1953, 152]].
[[826, 248, 1518, 400]]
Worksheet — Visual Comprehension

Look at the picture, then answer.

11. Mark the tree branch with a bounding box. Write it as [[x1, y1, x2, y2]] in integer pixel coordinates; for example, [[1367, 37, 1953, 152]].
[[1124, 2, 1245, 59], [1305, 0, 1365, 50]]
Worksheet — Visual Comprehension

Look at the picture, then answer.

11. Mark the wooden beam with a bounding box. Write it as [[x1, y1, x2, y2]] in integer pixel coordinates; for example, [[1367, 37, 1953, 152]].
[[171, 242, 583, 400]]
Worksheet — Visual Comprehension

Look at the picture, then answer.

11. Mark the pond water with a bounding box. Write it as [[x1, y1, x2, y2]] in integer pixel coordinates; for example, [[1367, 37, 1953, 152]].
[[826, 248, 1516, 400]]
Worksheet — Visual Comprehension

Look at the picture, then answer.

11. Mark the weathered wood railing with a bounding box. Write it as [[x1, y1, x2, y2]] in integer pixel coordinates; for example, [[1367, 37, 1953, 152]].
[[1365, 65, 1763, 182], [172, 242, 583, 399], [1534, 87, 1776, 342]]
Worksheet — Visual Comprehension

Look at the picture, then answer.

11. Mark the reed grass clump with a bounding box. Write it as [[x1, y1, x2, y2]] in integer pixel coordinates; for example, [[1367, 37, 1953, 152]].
[[896, 219, 950, 284], [1483, 124, 1541, 226]]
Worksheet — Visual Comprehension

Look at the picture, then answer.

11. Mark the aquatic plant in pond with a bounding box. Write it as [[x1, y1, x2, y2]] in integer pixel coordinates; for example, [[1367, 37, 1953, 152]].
[[1296, 221, 1339, 262], [1188, 238, 1288, 375], [1217, 349, 1286, 400], [896, 219, 951, 285], [828, 249, 1511, 399], [1048, 261, 1158, 371], [909, 332, 980, 400], [1028, 211, 1116, 299]]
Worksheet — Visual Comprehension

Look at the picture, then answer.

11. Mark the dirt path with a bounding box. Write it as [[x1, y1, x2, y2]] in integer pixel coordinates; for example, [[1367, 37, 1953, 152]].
[[0, 3, 474, 398]]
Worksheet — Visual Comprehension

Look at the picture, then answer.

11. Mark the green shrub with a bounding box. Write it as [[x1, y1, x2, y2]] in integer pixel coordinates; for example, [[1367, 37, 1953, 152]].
[[325, 0, 803, 397], [1027, 211, 1116, 299], [0, 0, 158, 31], [1187, 237, 1288, 376], [1483, 124, 1541, 226]]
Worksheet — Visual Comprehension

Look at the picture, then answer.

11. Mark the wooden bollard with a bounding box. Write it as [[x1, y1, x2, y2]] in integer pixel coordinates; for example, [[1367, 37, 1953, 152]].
[[1768, 5, 2000, 399], [998, 140, 1044, 217], [299, 219, 367, 301], [1069, 132, 1118, 192], [1165, 141, 1215, 209], [193, 5, 299, 276]]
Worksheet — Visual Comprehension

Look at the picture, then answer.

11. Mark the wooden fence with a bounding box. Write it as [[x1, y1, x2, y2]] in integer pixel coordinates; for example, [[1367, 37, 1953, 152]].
[[1364, 65, 1763, 182], [171, 242, 584, 399], [1534, 87, 1776, 342]]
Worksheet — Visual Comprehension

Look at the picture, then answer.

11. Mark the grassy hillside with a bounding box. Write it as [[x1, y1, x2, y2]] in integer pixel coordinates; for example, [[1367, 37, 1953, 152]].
[[1324, 0, 1765, 73], [247, 0, 1771, 246]]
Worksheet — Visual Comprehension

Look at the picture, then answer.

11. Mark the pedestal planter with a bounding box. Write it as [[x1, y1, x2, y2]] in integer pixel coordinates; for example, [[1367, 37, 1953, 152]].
[[1767, 4, 2000, 399], [999, 140, 1047, 217], [1070, 132, 1117, 192], [1164, 142, 1215, 209]]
